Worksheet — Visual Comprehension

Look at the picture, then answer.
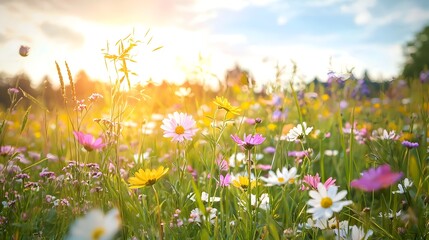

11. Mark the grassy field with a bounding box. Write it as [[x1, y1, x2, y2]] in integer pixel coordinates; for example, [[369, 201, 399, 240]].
[[1, 36, 428, 240]]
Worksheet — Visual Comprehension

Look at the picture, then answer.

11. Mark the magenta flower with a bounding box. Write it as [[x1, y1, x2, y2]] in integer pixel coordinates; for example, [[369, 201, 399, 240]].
[[351, 164, 403, 191], [73, 131, 106, 151], [218, 173, 231, 187], [231, 133, 266, 150]]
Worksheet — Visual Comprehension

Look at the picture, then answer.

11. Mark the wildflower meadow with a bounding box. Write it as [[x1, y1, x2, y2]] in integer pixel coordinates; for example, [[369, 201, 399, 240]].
[[1, 32, 429, 240]]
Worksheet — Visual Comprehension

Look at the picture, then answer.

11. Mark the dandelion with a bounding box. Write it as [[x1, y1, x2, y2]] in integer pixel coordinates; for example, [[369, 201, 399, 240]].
[[260, 167, 298, 186], [128, 166, 169, 189], [213, 96, 241, 115], [66, 208, 121, 240], [231, 133, 266, 150], [160, 112, 198, 142], [351, 164, 403, 192], [283, 122, 313, 142], [307, 183, 352, 220], [73, 131, 106, 151]]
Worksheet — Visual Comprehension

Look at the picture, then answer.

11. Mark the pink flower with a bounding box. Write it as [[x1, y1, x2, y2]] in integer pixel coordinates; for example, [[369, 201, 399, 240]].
[[216, 157, 229, 171], [218, 173, 231, 187], [73, 131, 106, 151], [351, 164, 403, 191], [161, 112, 198, 142], [231, 133, 266, 150], [302, 173, 336, 191], [256, 164, 272, 171]]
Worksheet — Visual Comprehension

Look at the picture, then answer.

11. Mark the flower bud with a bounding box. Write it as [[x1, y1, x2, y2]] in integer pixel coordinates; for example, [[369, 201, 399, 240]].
[[19, 45, 30, 57]]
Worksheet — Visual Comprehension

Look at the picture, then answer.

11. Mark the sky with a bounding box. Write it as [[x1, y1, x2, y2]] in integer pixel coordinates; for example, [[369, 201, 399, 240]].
[[1, 0, 429, 89]]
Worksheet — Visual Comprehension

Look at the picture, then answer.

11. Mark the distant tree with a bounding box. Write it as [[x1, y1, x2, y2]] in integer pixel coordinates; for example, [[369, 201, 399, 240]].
[[402, 25, 429, 79]]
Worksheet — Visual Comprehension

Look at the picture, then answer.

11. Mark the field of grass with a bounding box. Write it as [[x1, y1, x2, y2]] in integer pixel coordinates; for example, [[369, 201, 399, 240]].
[[1, 35, 429, 240]]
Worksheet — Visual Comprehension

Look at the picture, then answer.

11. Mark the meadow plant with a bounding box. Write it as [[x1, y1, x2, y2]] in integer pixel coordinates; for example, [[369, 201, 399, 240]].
[[1, 31, 429, 239]]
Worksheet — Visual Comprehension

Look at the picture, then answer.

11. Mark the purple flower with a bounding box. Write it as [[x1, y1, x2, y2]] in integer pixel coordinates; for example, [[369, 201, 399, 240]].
[[420, 70, 429, 84], [231, 133, 266, 150], [218, 173, 231, 187], [0, 145, 16, 156], [402, 140, 419, 149], [351, 164, 403, 191], [263, 146, 276, 154], [73, 131, 106, 151]]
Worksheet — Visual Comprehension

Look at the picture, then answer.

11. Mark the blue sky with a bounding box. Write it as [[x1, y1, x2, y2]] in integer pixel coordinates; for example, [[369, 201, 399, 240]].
[[0, 0, 428, 89]]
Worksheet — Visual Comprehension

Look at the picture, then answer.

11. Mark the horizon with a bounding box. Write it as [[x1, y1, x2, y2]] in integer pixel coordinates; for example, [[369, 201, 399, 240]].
[[1, 0, 429, 89]]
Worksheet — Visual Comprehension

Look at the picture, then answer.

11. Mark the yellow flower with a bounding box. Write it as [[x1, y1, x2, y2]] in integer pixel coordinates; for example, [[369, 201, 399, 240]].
[[213, 96, 241, 115], [128, 166, 169, 189], [267, 123, 277, 131], [321, 94, 330, 101], [232, 176, 259, 191]]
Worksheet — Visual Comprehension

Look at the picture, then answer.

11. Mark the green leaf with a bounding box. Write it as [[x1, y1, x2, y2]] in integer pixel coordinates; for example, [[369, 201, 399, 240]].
[[19, 88, 49, 112]]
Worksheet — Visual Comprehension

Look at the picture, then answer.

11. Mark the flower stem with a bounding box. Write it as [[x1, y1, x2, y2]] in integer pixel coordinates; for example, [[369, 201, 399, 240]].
[[152, 185, 163, 239]]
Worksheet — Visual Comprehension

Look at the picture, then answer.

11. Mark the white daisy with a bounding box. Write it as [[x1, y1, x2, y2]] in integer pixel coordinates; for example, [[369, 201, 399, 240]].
[[228, 153, 264, 167], [335, 225, 373, 240], [392, 178, 413, 194], [324, 150, 339, 156], [307, 183, 352, 220], [188, 192, 221, 203], [284, 122, 313, 142], [260, 167, 298, 186], [239, 193, 270, 211], [66, 208, 121, 240]]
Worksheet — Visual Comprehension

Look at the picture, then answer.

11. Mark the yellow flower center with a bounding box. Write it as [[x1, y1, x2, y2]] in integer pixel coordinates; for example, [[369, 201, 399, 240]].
[[321, 197, 333, 208], [278, 177, 285, 183], [92, 227, 105, 240], [175, 125, 185, 134], [146, 178, 157, 186], [288, 178, 295, 184]]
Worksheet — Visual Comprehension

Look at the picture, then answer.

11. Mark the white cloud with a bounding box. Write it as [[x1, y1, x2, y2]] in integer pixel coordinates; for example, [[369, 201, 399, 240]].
[[340, 0, 376, 25], [277, 15, 288, 25]]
